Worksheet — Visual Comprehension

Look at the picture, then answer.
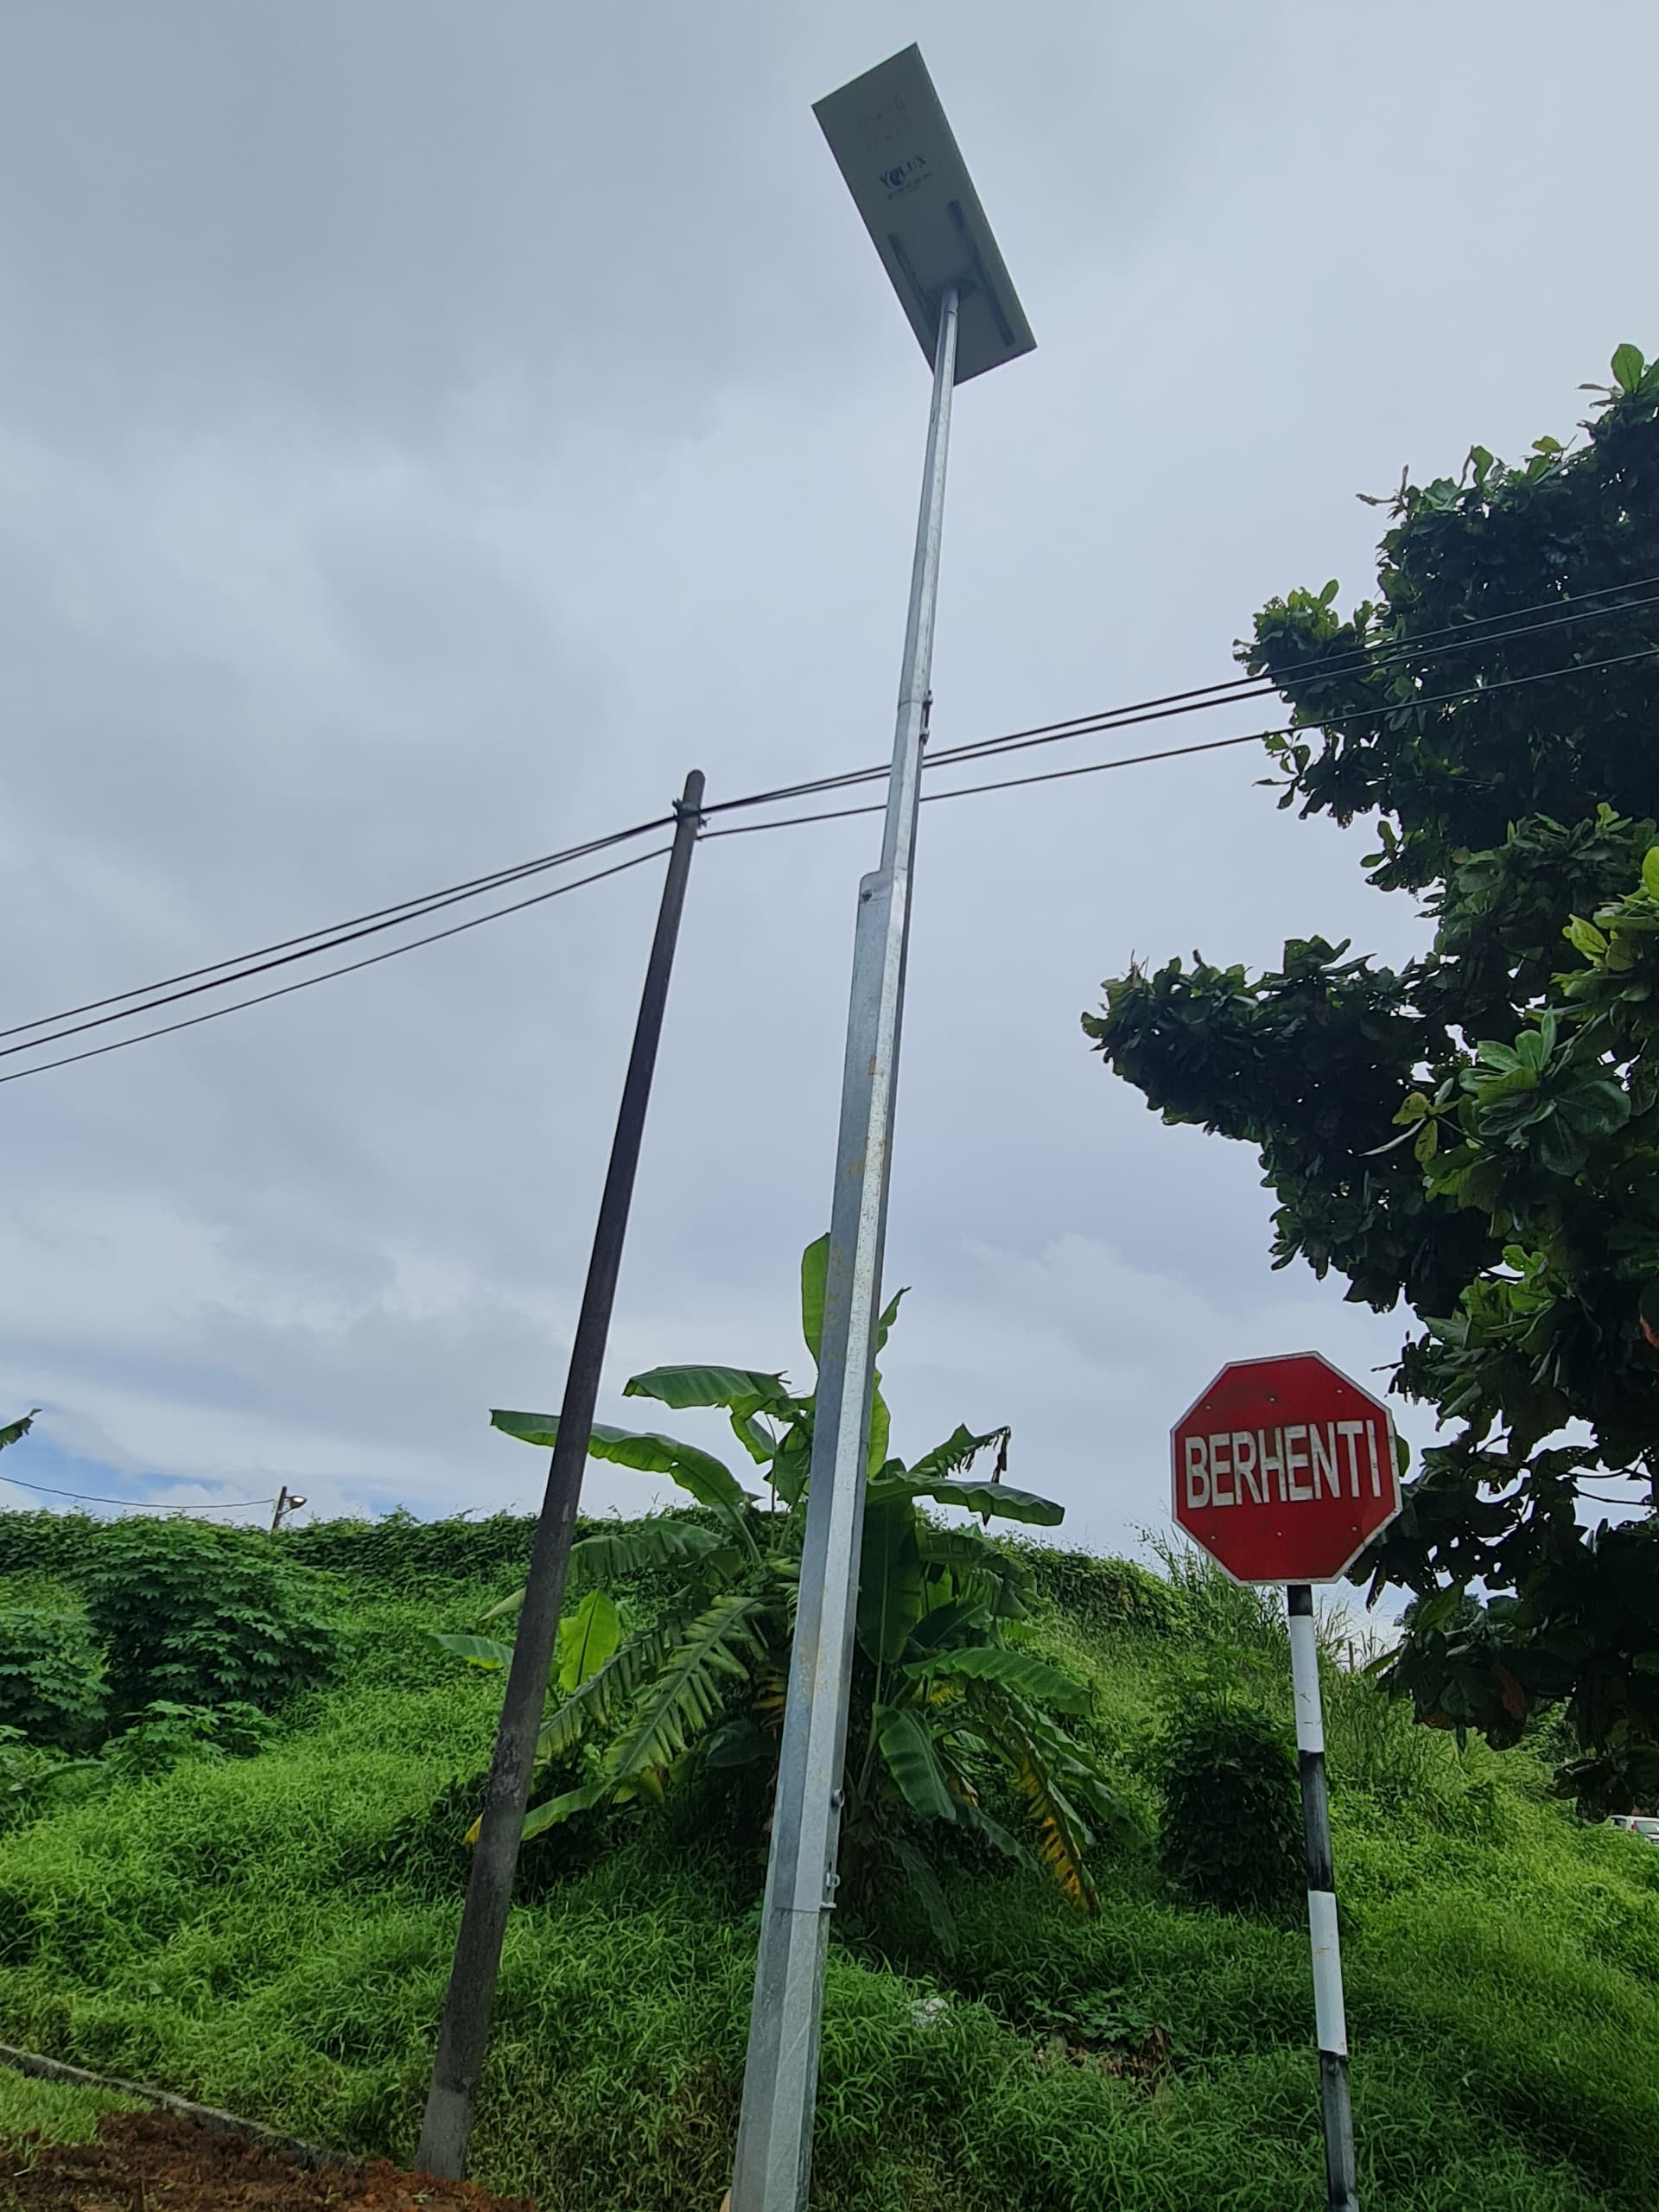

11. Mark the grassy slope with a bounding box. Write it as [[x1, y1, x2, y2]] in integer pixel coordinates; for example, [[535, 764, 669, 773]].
[[2, 1516, 1657, 2210], [0, 2072, 139, 2145]]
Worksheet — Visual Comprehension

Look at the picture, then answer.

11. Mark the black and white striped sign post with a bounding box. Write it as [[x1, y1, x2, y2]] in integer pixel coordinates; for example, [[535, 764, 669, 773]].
[[1172, 1352, 1402, 2212], [1287, 1581, 1357, 2212]]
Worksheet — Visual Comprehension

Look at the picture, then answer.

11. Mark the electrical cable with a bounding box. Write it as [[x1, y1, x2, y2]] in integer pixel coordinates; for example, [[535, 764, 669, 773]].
[[0, 1471, 277, 1511], [699, 578, 1659, 819], [6, 603, 1659, 1084], [11, 583, 1659, 1054], [0, 814, 676, 1046], [707, 643, 1659, 841], [927, 600, 1659, 775], [925, 582, 1659, 775], [0, 818, 677, 1067], [0, 844, 671, 1087]]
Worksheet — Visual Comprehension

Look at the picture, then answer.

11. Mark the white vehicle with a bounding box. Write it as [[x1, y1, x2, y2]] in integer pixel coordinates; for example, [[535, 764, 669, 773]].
[[1610, 1814, 1659, 1841]]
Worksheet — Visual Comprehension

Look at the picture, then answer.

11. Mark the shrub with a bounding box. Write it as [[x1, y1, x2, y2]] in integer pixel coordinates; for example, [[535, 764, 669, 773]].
[[1016, 1546, 1184, 1638], [0, 1511, 104, 1584], [1156, 1688, 1303, 1916], [79, 1520, 340, 1719], [279, 1508, 541, 1595], [99, 1700, 276, 1782], [0, 1724, 102, 1834], [0, 1608, 105, 1749]]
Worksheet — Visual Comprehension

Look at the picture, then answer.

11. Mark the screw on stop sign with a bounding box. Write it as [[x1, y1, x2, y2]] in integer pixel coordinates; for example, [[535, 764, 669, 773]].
[[1170, 1350, 1402, 1586]]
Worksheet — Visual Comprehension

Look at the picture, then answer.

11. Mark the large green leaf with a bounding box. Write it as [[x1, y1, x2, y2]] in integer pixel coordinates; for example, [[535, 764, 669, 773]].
[[952, 1795, 1039, 1874], [730, 1412, 780, 1468], [916, 1526, 1033, 1617], [907, 1424, 1010, 1484], [887, 1834, 957, 1956], [623, 1366, 796, 1420], [856, 1499, 926, 1664], [569, 1519, 725, 1595], [868, 1471, 1064, 1527], [479, 1522, 724, 1628], [537, 1616, 686, 1762], [0, 1411, 36, 1453], [906, 1645, 1087, 1714], [770, 1424, 812, 1508], [490, 1412, 756, 1534], [601, 1593, 767, 1781], [866, 1380, 891, 1479], [992, 1705, 1098, 1911], [430, 1631, 512, 1671], [557, 1590, 620, 1695], [874, 1286, 907, 1354], [1612, 341, 1647, 395], [1018, 1708, 1142, 1847], [801, 1236, 828, 1364], [905, 1597, 990, 1654], [702, 1715, 774, 1770], [874, 1706, 957, 1822], [800, 1235, 906, 1371], [515, 1779, 613, 1845]]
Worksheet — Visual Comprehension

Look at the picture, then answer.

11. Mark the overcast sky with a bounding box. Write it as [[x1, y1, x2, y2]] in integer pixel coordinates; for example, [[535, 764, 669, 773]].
[[1, 2, 1653, 1572]]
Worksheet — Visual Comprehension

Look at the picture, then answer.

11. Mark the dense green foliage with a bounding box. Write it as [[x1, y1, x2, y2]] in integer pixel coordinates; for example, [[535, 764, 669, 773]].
[[1085, 346, 1659, 1808], [449, 1239, 1132, 1929], [0, 1503, 1656, 2209], [78, 1517, 340, 1719], [0, 1610, 104, 1750], [1156, 1691, 1303, 1916], [0, 1522, 335, 1820]]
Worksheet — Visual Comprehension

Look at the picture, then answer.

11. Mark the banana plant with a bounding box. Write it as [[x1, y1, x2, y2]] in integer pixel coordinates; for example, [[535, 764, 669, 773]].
[[435, 1239, 1136, 1933]]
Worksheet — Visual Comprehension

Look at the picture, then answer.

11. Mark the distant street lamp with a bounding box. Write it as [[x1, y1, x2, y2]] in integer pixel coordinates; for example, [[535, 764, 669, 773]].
[[728, 46, 1033, 2212], [269, 1485, 307, 1534]]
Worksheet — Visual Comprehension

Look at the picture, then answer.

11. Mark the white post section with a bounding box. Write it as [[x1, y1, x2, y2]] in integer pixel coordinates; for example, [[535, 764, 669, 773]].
[[1287, 1583, 1359, 2212]]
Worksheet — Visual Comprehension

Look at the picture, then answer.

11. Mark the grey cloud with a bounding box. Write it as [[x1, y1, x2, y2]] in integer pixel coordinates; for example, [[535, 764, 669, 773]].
[[0, 0, 1653, 1554]]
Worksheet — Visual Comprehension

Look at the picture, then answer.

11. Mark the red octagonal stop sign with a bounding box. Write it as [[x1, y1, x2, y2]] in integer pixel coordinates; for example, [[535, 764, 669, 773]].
[[1172, 1351, 1402, 1585]]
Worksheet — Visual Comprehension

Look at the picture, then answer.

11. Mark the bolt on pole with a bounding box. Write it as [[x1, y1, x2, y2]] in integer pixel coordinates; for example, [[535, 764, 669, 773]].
[[1287, 1583, 1360, 2212], [728, 285, 958, 2212], [415, 772, 705, 2182]]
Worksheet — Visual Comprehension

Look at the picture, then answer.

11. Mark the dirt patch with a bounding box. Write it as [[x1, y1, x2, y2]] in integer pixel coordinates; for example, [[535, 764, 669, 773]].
[[2, 2108, 537, 2211], [1035, 2023, 1173, 2088]]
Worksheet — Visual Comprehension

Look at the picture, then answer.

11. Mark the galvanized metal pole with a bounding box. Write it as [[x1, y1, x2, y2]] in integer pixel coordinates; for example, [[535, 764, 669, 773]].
[[1287, 1583, 1360, 2212], [728, 285, 959, 2212], [415, 772, 706, 2182]]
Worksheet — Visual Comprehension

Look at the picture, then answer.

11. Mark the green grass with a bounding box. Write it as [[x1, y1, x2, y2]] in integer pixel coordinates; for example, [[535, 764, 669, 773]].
[[1, 1512, 1657, 2209], [0, 2065, 141, 2145]]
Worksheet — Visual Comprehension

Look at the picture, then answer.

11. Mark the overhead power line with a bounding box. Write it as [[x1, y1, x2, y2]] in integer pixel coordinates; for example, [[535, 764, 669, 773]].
[[0, 814, 676, 1046], [0, 1470, 278, 1512], [709, 639, 1659, 839], [4, 601, 1659, 1087], [16, 586, 1659, 1052], [0, 845, 671, 1086], [698, 577, 1659, 819]]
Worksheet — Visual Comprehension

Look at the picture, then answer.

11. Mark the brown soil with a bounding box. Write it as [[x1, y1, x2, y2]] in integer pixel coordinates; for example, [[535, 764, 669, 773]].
[[1035, 2023, 1173, 2087], [2, 2109, 538, 2211]]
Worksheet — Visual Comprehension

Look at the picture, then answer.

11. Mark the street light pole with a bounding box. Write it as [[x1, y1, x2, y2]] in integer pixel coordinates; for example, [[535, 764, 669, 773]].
[[723, 43, 1032, 2203], [728, 282, 958, 2212]]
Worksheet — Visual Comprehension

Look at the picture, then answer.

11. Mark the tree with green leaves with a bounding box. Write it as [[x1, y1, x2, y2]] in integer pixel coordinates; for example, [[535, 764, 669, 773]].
[[436, 1237, 1135, 1940], [1085, 345, 1659, 1809]]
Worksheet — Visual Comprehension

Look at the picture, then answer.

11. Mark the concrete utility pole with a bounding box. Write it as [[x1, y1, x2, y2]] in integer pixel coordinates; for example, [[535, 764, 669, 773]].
[[416, 772, 705, 2181]]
